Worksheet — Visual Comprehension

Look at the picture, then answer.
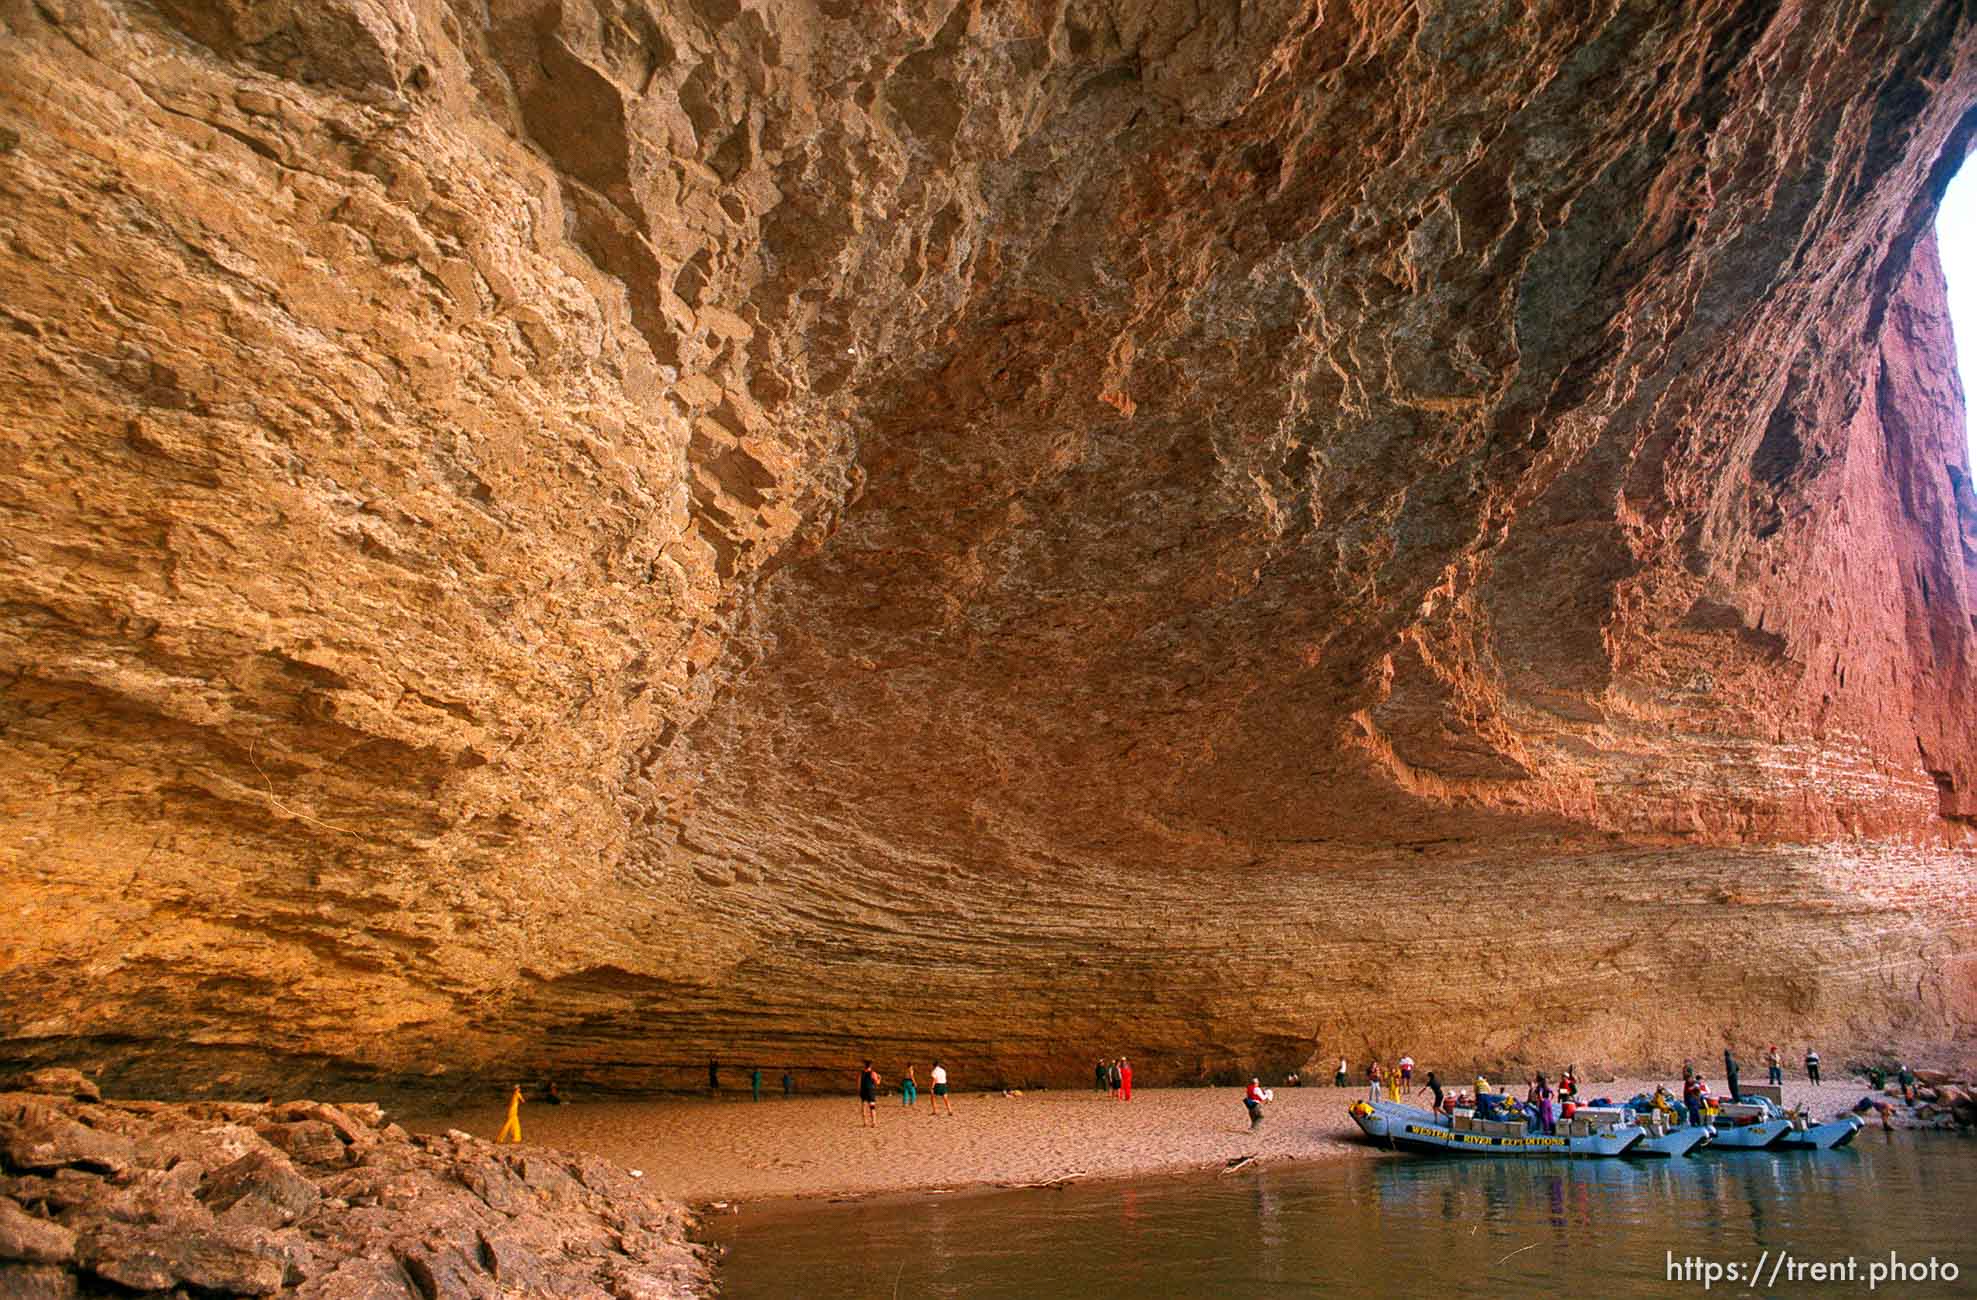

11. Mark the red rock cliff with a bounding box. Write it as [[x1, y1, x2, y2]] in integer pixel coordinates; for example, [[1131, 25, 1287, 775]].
[[1, 0, 1973, 1093]]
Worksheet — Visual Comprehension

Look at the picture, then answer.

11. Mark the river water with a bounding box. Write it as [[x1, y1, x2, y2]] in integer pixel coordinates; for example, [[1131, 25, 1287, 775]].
[[703, 1133, 1974, 1297]]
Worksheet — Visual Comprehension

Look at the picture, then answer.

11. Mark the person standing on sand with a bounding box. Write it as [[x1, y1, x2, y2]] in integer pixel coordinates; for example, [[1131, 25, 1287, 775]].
[[1335, 1057, 1348, 1088], [708, 1058, 719, 1097], [782, 1069, 795, 1098], [930, 1060, 954, 1115], [1244, 1078, 1266, 1130], [902, 1065, 918, 1107], [859, 1061, 881, 1127], [1119, 1058, 1133, 1101], [1766, 1045, 1783, 1086], [1398, 1055, 1414, 1089], [1367, 1061, 1383, 1102], [751, 1067, 763, 1103], [1805, 1048, 1821, 1085], [1108, 1059, 1122, 1098], [497, 1084, 524, 1144], [1723, 1049, 1741, 1102], [1095, 1059, 1108, 1091], [1416, 1071, 1444, 1113]]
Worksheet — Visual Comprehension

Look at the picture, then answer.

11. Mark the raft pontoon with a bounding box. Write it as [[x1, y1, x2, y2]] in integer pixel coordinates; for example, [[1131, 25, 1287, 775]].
[[1350, 1099, 1643, 1157]]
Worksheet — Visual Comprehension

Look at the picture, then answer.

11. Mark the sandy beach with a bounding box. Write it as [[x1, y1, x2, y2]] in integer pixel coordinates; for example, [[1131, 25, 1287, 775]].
[[401, 1073, 1868, 1206]]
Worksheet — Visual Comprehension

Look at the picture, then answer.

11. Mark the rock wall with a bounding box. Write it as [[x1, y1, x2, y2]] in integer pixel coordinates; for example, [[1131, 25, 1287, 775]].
[[1, 0, 1974, 1095]]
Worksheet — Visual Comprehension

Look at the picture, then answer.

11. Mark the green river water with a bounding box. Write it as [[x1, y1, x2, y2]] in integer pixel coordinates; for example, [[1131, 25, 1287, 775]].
[[702, 1132, 1974, 1297]]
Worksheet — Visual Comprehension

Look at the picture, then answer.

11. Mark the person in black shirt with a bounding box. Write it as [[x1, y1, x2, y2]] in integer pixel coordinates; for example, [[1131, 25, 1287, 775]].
[[859, 1061, 881, 1127], [1417, 1071, 1444, 1113]]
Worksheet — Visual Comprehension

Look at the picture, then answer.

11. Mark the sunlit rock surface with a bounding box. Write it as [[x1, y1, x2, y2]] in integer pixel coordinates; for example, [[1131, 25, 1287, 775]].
[[1, 0, 1974, 1096]]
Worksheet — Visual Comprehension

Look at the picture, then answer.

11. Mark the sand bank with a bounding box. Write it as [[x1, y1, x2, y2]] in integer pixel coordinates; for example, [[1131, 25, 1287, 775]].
[[405, 1085, 1376, 1204], [402, 1073, 1866, 1206]]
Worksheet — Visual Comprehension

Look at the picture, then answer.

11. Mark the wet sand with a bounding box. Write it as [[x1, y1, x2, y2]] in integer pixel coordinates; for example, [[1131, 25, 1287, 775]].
[[401, 1072, 1865, 1205]]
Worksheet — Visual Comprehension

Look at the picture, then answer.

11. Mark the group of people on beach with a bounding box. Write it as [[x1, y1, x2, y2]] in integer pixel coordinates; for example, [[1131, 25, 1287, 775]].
[[858, 1060, 953, 1125], [491, 1039, 1841, 1147]]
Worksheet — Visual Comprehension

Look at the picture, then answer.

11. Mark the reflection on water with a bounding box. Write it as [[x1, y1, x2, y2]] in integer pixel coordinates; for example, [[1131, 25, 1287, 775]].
[[704, 1133, 1974, 1298]]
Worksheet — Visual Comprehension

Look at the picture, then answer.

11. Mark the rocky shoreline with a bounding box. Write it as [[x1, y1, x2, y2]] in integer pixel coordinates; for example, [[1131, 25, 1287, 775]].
[[0, 1072, 710, 1299]]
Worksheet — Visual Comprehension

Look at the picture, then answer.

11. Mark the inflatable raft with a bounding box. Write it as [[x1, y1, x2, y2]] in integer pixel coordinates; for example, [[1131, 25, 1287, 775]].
[[1350, 1099, 1642, 1157], [1693, 1101, 1792, 1150], [1732, 1097, 1864, 1150]]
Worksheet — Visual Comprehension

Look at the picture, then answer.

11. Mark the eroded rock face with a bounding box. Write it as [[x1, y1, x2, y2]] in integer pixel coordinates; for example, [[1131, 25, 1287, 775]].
[[0, 1085, 709, 1297], [0, 0, 1974, 1092]]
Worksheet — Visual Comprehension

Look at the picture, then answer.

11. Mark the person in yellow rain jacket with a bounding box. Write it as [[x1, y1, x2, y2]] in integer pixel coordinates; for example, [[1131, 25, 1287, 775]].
[[497, 1084, 524, 1143]]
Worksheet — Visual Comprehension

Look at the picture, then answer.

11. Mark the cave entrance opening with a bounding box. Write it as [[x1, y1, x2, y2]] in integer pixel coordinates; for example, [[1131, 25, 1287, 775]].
[[1942, 146, 1976, 469]]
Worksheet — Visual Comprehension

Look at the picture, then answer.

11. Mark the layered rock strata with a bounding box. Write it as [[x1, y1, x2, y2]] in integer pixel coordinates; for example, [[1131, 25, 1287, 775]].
[[0, 0, 1974, 1092], [0, 1071, 709, 1298]]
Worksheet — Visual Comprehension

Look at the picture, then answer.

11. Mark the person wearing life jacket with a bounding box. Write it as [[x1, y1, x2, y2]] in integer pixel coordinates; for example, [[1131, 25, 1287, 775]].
[[1682, 1074, 1704, 1127], [1651, 1085, 1679, 1121]]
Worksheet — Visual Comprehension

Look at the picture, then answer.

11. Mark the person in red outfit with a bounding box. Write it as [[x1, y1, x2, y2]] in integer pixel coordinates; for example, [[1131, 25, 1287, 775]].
[[1243, 1078, 1267, 1130], [1119, 1058, 1133, 1101]]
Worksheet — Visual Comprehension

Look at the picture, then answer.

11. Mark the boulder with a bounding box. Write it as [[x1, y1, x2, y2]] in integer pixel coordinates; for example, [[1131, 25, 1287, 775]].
[[0, 1196, 77, 1265], [2, 1073, 99, 1104], [274, 1103, 373, 1147], [475, 1230, 548, 1293], [0, 1262, 78, 1299], [75, 1221, 285, 1296], [0, 1116, 134, 1177], [258, 1120, 352, 1167], [200, 1150, 323, 1227], [400, 1244, 497, 1300]]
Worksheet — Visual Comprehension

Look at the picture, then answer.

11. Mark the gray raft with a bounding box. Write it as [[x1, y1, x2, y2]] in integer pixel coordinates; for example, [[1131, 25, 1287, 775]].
[[1692, 1112, 1792, 1149], [1628, 1122, 1711, 1157], [1729, 1098, 1864, 1150], [1351, 1099, 1642, 1157]]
